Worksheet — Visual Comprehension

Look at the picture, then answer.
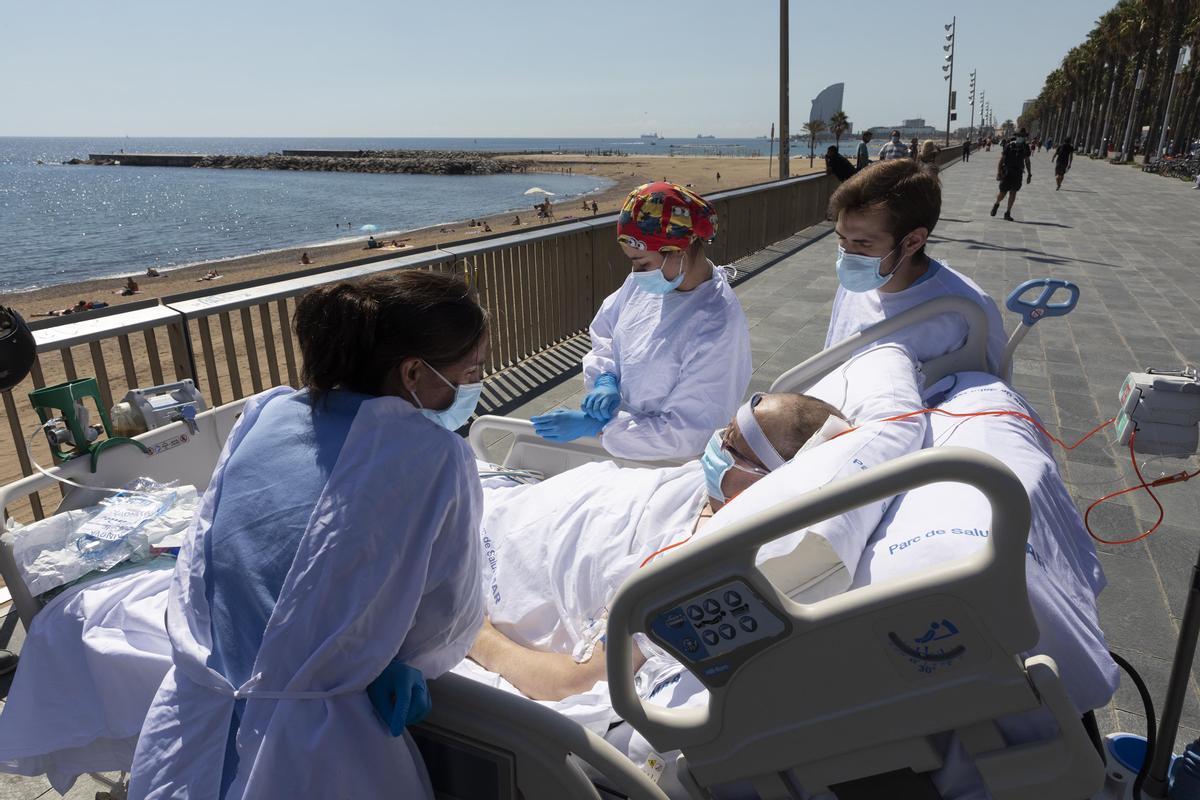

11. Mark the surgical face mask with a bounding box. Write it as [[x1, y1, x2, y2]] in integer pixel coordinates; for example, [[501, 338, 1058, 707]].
[[701, 431, 734, 502], [836, 242, 904, 293], [701, 429, 768, 503], [632, 251, 686, 295], [412, 360, 482, 431], [892, 135, 900, 143]]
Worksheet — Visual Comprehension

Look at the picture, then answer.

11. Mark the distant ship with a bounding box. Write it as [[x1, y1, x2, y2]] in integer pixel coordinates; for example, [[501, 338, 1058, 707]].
[[640, 133, 662, 143], [696, 134, 716, 139]]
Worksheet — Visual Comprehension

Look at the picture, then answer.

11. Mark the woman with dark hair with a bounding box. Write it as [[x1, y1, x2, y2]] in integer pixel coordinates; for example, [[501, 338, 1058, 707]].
[[130, 271, 489, 800]]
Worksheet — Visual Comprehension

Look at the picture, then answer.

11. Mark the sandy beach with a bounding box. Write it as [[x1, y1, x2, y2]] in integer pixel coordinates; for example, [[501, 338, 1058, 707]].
[[3, 153, 821, 320]]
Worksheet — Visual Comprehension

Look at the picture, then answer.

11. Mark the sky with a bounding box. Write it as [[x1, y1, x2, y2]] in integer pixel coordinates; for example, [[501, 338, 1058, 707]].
[[1, 0, 1115, 138]]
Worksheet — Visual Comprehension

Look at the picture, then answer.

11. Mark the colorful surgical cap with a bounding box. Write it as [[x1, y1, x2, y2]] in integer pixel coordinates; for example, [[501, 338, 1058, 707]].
[[616, 182, 718, 253]]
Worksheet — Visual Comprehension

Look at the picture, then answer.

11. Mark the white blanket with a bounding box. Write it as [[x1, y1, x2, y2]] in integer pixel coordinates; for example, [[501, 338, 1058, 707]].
[[851, 372, 1119, 715], [0, 562, 175, 793]]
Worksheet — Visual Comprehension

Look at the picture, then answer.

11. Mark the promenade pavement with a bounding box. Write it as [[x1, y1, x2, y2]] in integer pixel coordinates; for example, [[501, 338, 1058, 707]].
[[1, 149, 1197, 796]]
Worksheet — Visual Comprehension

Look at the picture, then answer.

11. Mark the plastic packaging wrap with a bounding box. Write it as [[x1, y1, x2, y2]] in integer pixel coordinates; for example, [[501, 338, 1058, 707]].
[[2, 478, 198, 596]]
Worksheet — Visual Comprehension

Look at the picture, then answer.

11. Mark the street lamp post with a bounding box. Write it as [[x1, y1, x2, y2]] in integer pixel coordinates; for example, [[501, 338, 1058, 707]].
[[1156, 46, 1192, 158], [778, 0, 789, 180], [968, 70, 977, 141], [943, 18, 955, 146], [1099, 63, 1118, 158], [1121, 67, 1146, 161]]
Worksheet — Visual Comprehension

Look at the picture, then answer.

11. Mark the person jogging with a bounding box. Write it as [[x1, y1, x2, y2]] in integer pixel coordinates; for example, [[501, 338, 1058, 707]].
[[991, 127, 1032, 221], [1053, 136, 1075, 191]]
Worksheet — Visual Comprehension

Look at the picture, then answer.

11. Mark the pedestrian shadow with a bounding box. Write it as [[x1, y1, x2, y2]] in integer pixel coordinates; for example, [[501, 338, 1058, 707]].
[[929, 234, 1124, 269], [940, 217, 971, 223], [1060, 189, 1098, 194], [1014, 220, 1073, 228]]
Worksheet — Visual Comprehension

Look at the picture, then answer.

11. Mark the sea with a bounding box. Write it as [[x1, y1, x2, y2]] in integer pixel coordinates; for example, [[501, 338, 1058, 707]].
[[0, 136, 790, 293]]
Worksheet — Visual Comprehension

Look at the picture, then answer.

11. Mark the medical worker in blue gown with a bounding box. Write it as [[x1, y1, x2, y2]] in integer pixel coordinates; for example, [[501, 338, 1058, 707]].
[[532, 182, 752, 461], [129, 272, 488, 800]]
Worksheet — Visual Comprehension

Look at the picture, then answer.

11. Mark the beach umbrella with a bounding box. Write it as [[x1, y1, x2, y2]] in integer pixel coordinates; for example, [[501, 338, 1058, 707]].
[[360, 224, 379, 232], [523, 187, 556, 196]]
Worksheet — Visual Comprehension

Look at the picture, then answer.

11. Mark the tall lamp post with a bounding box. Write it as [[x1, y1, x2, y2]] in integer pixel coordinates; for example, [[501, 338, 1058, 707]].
[[943, 18, 956, 146], [968, 70, 977, 140], [1156, 46, 1192, 158], [779, 0, 789, 179]]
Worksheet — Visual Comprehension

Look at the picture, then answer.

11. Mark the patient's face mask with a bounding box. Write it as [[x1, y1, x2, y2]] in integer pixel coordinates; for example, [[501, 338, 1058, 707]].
[[632, 251, 687, 295], [835, 241, 905, 294], [702, 429, 769, 504], [412, 360, 483, 431]]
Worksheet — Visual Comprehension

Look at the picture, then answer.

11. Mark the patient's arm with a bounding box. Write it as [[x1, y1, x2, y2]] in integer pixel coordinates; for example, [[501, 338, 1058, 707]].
[[468, 617, 645, 702]]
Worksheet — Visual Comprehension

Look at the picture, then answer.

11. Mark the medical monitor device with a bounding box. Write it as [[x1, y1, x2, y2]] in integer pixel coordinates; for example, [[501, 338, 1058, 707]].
[[1115, 367, 1200, 456]]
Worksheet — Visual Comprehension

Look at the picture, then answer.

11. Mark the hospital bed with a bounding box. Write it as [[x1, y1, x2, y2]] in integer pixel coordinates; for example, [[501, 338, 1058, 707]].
[[0, 280, 1100, 799]]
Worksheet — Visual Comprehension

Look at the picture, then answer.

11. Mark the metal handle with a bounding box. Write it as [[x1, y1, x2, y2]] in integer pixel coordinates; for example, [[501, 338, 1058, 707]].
[[1005, 279, 1079, 327], [606, 447, 1032, 751]]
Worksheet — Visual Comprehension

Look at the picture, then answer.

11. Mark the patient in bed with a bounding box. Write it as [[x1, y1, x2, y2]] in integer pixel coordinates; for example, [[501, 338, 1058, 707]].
[[468, 391, 845, 703]]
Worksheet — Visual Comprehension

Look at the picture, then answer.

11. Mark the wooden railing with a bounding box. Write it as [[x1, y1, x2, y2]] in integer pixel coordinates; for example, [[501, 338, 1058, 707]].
[[2, 169, 851, 522]]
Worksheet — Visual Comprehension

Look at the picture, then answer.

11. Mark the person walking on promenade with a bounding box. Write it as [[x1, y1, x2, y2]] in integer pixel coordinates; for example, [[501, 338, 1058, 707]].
[[878, 130, 909, 161], [962, 138, 972, 162], [991, 127, 1032, 221], [856, 131, 873, 170], [1052, 136, 1075, 191], [909, 137, 920, 159]]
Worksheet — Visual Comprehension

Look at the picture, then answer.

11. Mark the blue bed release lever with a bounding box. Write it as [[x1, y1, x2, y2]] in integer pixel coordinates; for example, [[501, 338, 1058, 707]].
[[1006, 278, 1080, 327], [999, 278, 1081, 382]]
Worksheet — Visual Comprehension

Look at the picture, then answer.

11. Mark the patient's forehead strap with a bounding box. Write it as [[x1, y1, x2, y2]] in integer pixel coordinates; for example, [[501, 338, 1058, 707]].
[[736, 393, 787, 472]]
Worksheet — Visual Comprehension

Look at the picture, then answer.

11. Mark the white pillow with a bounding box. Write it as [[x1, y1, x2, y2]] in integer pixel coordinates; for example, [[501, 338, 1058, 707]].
[[687, 344, 928, 601], [850, 371, 1118, 714], [807, 342, 924, 424]]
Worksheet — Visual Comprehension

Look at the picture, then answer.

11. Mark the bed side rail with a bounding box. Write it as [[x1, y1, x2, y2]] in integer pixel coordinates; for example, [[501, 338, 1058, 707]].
[[606, 447, 1103, 799], [468, 415, 685, 477], [0, 400, 245, 630], [421, 672, 669, 800], [770, 296, 989, 394]]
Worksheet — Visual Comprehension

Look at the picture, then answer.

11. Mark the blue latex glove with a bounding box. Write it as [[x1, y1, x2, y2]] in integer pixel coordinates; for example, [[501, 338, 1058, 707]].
[[531, 409, 606, 442], [367, 660, 431, 737], [581, 373, 621, 421]]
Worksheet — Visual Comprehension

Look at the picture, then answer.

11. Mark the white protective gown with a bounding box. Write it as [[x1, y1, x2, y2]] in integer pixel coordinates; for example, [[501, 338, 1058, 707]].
[[128, 387, 484, 800], [824, 258, 1008, 373], [583, 263, 751, 461]]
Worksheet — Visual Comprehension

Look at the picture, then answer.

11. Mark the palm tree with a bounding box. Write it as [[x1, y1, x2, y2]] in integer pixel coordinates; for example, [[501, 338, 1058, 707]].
[[828, 111, 850, 150], [801, 120, 827, 166]]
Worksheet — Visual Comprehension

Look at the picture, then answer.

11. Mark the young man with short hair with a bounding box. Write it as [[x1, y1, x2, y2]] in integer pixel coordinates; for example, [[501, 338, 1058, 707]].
[[856, 131, 873, 171], [825, 158, 1008, 372], [992, 127, 1032, 220]]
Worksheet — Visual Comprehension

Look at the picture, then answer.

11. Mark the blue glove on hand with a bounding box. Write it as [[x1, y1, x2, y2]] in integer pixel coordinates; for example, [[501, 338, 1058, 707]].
[[367, 660, 431, 737], [531, 409, 606, 442], [581, 373, 621, 421]]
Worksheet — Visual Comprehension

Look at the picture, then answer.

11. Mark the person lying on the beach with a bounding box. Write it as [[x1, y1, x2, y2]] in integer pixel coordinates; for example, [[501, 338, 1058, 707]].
[[196, 270, 222, 282], [40, 300, 108, 317], [117, 278, 140, 297]]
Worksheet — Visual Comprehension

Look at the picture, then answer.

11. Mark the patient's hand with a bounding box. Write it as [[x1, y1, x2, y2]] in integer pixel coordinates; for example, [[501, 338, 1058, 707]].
[[465, 617, 644, 703]]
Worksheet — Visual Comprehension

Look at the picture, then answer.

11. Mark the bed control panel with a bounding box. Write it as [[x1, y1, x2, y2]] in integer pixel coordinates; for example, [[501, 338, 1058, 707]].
[[647, 578, 789, 688]]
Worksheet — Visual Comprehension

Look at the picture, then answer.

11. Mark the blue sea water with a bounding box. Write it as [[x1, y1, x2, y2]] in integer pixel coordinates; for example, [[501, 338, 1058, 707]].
[[6, 136, 788, 292]]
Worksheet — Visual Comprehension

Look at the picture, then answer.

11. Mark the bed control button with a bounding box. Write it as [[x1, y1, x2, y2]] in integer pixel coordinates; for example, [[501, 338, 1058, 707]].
[[723, 590, 742, 607], [739, 616, 758, 633], [718, 623, 736, 640], [666, 610, 686, 628], [702, 630, 720, 646], [686, 604, 705, 621], [682, 637, 699, 653], [703, 598, 721, 615]]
